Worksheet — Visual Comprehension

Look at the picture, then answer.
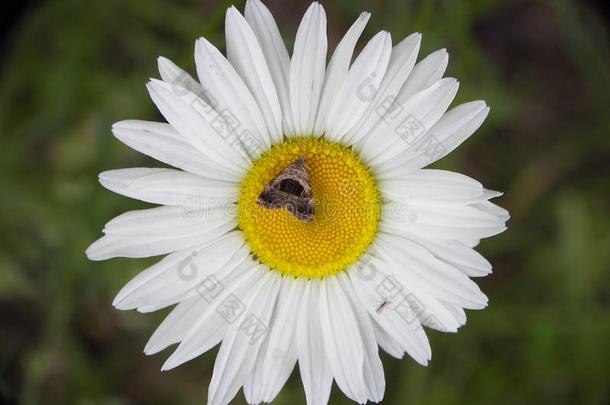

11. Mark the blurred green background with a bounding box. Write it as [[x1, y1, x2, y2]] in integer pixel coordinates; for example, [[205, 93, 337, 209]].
[[1, 0, 609, 404]]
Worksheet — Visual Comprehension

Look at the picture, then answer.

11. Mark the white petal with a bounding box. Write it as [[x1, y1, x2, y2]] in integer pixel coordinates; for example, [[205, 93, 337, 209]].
[[297, 280, 333, 405], [324, 31, 393, 142], [405, 236, 493, 277], [225, 7, 283, 145], [112, 231, 248, 310], [346, 32, 422, 145], [160, 263, 270, 371], [111, 120, 238, 181], [464, 239, 481, 248], [319, 276, 367, 403], [337, 274, 385, 402], [136, 302, 171, 313], [372, 323, 405, 359], [162, 300, 227, 369], [86, 205, 237, 260], [156, 58, 242, 150], [354, 253, 463, 333], [375, 234, 488, 309], [244, 277, 305, 403], [379, 169, 501, 206], [411, 290, 463, 332], [146, 79, 252, 171], [207, 271, 281, 405], [98, 168, 238, 206], [194, 37, 271, 156], [358, 77, 459, 165], [313, 12, 370, 136], [144, 295, 206, 355], [397, 48, 449, 101], [374, 101, 490, 176], [348, 261, 431, 365], [289, 3, 327, 136], [157, 56, 204, 98], [381, 201, 507, 242], [443, 303, 467, 326], [474, 200, 510, 221], [245, 0, 296, 134]]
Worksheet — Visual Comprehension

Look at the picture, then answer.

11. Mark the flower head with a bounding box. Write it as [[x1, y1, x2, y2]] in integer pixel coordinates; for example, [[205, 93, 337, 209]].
[[87, 1, 508, 404]]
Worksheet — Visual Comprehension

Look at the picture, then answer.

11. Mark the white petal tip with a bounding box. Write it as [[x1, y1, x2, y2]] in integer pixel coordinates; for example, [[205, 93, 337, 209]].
[[144, 343, 163, 356], [445, 77, 459, 86], [85, 239, 107, 261], [473, 300, 489, 310], [161, 358, 179, 371], [469, 100, 488, 110], [97, 171, 116, 188], [226, 5, 239, 18], [246, 0, 264, 10], [111, 120, 131, 132], [194, 37, 207, 50], [486, 189, 503, 199], [148, 77, 164, 86], [308, 2, 324, 13], [97, 171, 109, 181], [112, 285, 139, 309], [112, 299, 134, 311]]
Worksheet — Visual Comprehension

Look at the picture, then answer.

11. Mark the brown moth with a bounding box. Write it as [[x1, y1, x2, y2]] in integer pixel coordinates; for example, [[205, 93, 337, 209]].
[[257, 157, 315, 222]]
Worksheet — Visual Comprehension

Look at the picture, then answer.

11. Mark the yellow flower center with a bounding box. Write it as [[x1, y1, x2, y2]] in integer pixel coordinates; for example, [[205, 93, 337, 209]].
[[238, 138, 380, 278]]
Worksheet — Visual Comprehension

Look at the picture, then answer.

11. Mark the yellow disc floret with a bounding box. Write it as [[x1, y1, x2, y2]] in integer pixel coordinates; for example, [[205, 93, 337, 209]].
[[238, 138, 380, 278]]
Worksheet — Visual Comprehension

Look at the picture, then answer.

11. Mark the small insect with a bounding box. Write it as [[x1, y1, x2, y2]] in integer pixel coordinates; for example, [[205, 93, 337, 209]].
[[376, 298, 391, 314]]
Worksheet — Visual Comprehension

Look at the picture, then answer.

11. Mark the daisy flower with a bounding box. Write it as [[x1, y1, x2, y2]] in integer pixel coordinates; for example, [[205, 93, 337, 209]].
[[87, 1, 509, 404]]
